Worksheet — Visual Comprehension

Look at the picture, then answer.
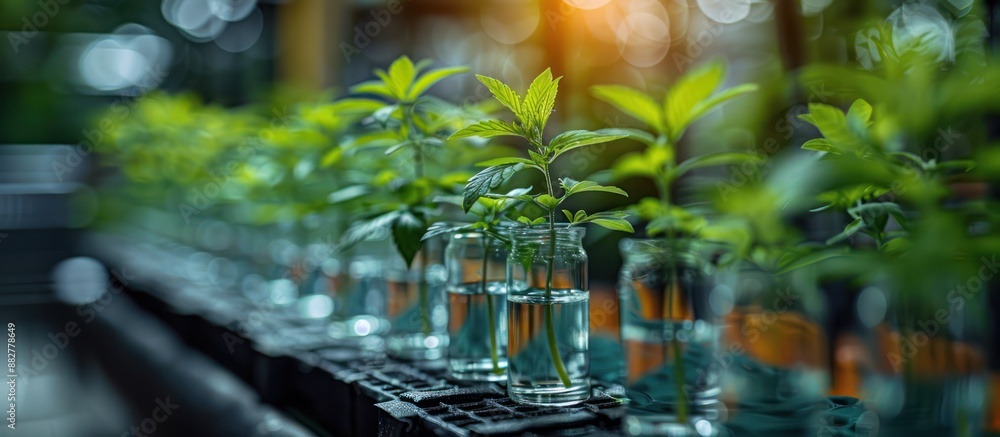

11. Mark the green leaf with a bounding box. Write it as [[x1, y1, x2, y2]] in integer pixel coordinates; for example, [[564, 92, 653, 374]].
[[665, 61, 724, 140], [327, 185, 370, 204], [421, 222, 469, 242], [384, 140, 414, 155], [339, 210, 400, 250], [517, 216, 533, 225], [562, 209, 575, 222], [846, 99, 873, 137], [392, 211, 427, 267], [934, 160, 975, 172], [548, 129, 627, 157], [847, 99, 872, 124], [889, 151, 926, 170], [590, 85, 665, 133], [535, 194, 559, 210], [372, 104, 400, 125], [449, 119, 523, 140], [590, 218, 635, 233], [328, 98, 386, 116], [463, 163, 525, 211], [684, 83, 758, 136], [386, 56, 416, 100], [560, 178, 628, 198], [674, 152, 761, 179], [528, 150, 546, 164], [825, 217, 865, 245], [319, 147, 343, 167], [596, 127, 658, 145], [350, 81, 395, 99], [406, 66, 469, 101], [799, 103, 866, 153], [801, 138, 839, 154], [476, 74, 522, 116], [775, 248, 848, 275], [611, 148, 671, 179], [476, 157, 535, 167], [521, 68, 561, 131]]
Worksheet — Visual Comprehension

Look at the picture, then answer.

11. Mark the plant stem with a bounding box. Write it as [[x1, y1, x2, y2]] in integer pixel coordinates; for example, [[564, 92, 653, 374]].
[[407, 104, 431, 337], [664, 241, 689, 423], [482, 236, 501, 373], [542, 167, 572, 388], [657, 138, 688, 423], [419, 248, 430, 336]]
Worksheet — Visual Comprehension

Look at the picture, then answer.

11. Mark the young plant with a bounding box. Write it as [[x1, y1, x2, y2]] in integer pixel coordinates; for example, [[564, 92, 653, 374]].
[[425, 189, 528, 374], [591, 61, 757, 421], [797, 98, 975, 254], [590, 60, 759, 237], [336, 56, 472, 336], [452, 69, 633, 387]]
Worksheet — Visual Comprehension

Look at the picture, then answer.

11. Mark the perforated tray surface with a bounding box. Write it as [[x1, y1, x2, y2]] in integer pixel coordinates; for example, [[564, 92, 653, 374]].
[[91, 238, 877, 437], [378, 384, 626, 436]]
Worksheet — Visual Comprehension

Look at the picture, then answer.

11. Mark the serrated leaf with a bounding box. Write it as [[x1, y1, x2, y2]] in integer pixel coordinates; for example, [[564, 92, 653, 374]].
[[548, 129, 627, 157], [406, 66, 469, 101], [802, 138, 839, 154], [590, 218, 635, 233], [449, 119, 523, 140], [590, 85, 665, 133], [522, 69, 561, 131], [392, 211, 427, 267], [476, 74, 522, 116], [463, 163, 525, 211], [528, 150, 546, 164], [674, 152, 762, 179]]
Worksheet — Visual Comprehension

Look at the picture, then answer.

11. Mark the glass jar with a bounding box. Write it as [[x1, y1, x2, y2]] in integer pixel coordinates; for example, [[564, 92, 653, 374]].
[[617, 238, 723, 436], [716, 262, 829, 436], [327, 236, 391, 342], [446, 230, 510, 381], [855, 271, 987, 436], [384, 233, 450, 360], [507, 226, 590, 406]]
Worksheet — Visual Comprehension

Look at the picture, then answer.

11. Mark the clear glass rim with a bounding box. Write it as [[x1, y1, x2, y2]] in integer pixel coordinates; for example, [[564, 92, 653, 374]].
[[510, 224, 585, 240]]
